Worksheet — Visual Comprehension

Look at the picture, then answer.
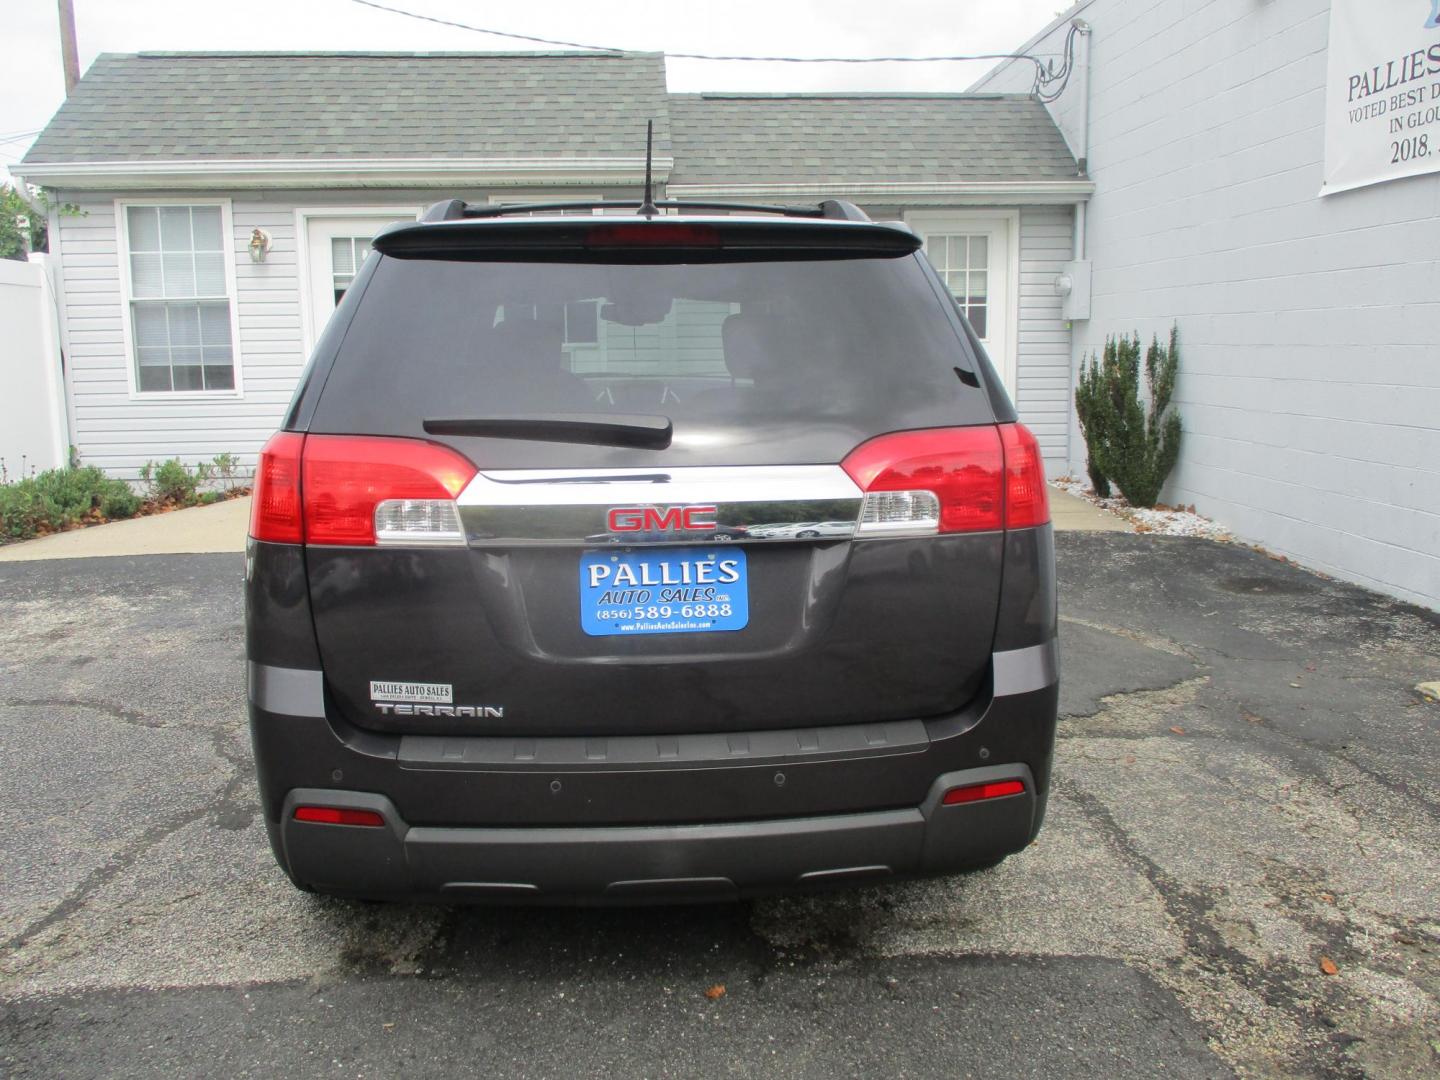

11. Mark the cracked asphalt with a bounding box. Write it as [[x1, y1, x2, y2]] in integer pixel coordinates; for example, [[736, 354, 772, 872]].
[[1, 534, 1437, 1078]]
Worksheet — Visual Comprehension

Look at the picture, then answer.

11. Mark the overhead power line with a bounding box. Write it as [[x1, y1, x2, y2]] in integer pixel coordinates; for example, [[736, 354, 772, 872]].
[[349, 0, 626, 53], [346, 0, 1077, 98]]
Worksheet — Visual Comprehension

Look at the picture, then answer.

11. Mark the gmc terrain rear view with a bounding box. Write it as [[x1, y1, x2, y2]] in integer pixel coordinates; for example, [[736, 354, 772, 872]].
[[245, 197, 1058, 903]]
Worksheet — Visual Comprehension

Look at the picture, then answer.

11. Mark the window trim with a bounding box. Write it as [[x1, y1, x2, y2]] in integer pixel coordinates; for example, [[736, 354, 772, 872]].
[[115, 197, 244, 401]]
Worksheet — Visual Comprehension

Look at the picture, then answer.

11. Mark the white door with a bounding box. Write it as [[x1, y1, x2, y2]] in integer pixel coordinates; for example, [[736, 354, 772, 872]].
[[903, 211, 1017, 395], [300, 210, 420, 352]]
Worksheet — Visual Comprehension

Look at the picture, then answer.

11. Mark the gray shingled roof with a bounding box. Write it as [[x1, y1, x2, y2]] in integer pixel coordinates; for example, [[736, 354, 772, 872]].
[[23, 52, 671, 162], [22, 54, 1080, 186], [667, 93, 1079, 184]]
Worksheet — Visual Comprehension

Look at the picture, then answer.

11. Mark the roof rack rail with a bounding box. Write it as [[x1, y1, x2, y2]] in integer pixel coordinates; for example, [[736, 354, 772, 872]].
[[420, 198, 871, 223]]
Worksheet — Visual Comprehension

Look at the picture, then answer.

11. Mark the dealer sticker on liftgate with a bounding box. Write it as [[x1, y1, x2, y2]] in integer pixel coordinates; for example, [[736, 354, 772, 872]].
[[579, 547, 749, 636]]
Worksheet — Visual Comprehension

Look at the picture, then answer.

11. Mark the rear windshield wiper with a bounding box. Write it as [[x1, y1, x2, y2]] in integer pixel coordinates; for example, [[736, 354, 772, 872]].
[[423, 413, 673, 450]]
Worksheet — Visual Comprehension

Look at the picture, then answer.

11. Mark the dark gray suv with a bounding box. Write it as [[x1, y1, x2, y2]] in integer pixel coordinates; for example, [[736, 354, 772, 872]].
[[245, 199, 1058, 903]]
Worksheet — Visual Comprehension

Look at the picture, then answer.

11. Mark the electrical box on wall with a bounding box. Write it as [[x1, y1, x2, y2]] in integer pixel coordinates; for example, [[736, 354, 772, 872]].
[[1056, 260, 1092, 321]]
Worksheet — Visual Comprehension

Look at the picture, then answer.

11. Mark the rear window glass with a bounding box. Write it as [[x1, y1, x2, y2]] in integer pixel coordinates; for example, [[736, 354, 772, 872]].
[[311, 254, 994, 467]]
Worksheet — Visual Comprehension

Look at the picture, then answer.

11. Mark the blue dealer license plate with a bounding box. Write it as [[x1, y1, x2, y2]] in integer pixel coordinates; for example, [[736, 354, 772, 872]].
[[579, 547, 749, 637]]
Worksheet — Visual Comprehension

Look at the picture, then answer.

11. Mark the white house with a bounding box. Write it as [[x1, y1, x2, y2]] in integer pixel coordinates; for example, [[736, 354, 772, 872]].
[[975, 0, 1440, 609], [15, 50, 1089, 484]]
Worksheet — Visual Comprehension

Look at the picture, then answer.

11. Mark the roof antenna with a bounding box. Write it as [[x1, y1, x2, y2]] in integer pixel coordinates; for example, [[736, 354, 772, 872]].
[[638, 119, 658, 218]]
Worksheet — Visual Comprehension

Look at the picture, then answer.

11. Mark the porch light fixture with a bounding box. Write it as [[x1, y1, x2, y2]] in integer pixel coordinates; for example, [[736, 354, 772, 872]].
[[248, 227, 271, 263]]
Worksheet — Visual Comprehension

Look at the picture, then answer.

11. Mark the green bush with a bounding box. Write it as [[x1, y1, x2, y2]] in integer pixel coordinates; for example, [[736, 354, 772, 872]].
[[101, 485, 142, 519], [140, 458, 201, 505], [1074, 326, 1183, 509], [0, 465, 141, 540], [209, 452, 249, 492], [1074, 355, 1113, 498]]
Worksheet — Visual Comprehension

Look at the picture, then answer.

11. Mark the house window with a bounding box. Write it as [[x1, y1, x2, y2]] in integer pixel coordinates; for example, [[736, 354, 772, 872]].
[[926, 234, 989, 338], [123, 203, 237, 393], [330, 236, 372, 305]]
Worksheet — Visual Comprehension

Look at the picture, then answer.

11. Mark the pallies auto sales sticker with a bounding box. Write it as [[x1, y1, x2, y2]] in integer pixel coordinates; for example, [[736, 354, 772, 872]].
[[369, 680, 453, 703]]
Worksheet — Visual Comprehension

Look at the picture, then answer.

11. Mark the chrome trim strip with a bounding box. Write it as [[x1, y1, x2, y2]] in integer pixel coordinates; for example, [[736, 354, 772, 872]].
[[991, 639, 1059, 697], [457, 465, 862, 507], [247, 662, 325, 718], [456, 464, 865, 546]]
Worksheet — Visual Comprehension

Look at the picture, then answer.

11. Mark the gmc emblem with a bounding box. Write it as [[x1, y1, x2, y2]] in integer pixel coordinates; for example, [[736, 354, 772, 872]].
[[607, 505, 718, 532]]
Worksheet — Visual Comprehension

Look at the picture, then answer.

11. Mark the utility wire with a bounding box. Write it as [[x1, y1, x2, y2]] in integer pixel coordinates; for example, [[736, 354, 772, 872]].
[[346, 0, 1074, 96], [348, 0, 626, 53]]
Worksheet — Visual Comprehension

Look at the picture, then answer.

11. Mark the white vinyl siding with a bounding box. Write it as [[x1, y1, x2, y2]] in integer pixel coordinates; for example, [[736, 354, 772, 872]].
[[1015, 205, 1076, 468]]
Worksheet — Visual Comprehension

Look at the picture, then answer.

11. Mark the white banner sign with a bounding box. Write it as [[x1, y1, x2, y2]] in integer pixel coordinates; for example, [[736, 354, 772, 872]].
[[1322, 1, 1440, 195]]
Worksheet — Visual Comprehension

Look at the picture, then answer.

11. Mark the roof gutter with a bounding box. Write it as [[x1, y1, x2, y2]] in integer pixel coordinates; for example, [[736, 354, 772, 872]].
[[666, 180, 1094, 206], [13, 156, 675, 191]]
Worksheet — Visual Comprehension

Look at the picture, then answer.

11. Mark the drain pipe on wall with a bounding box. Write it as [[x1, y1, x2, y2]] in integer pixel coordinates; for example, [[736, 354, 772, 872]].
[[1059, 19, 1093, 323]]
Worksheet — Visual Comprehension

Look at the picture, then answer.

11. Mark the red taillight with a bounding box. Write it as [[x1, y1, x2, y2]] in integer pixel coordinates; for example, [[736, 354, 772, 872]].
[[585, 224, 721, 248], [942, 779, 1026, 805], [250, 431, 305, 543], [840, 423, 1049, 534], [842, 426, 1004, 533], [1000, 423, 1050, 528], [302, 435, 477, 546], [293, 805, 385, 827]]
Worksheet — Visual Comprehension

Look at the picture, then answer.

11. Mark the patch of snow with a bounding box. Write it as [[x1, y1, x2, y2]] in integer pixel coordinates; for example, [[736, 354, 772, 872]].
[[1050, 477, 1233, 541]]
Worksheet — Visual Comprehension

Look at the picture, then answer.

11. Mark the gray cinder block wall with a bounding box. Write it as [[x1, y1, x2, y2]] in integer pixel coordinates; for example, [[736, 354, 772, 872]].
[[977, 0, 1440, 608]]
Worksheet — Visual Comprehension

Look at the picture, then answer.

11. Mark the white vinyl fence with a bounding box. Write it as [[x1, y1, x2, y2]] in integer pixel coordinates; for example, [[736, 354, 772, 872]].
[[0, 256, 68, 479]]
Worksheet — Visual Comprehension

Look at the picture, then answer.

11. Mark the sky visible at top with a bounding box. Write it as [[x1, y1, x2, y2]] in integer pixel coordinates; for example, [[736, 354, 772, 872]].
[[2, 0, 1070, 183]]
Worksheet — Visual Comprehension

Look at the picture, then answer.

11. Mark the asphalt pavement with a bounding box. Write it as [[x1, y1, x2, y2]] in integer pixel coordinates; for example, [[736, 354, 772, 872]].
[[1, 535, 1437, 1078]]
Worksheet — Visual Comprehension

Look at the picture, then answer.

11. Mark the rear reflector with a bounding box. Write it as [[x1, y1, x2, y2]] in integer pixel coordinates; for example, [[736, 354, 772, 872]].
[[293, 806, 385, 827], [303, 435, 477, 546], [841, 423, 1050, 536], [250, 431, 305, 544], [941, 779, 1026, 805]]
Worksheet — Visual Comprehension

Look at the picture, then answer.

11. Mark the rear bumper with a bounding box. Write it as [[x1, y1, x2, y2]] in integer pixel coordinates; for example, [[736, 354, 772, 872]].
[[278, 763, 1036, 903], [249, 647, 1058, 902]]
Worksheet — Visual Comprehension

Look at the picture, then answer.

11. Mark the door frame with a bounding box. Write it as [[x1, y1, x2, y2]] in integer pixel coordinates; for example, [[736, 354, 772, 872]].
[[901, 208, 1020, 395], [295, 205, 423, 354]]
